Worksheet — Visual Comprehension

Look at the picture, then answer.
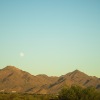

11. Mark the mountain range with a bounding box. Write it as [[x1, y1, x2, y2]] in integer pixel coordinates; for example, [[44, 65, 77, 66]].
[[0, 66, 100, 94]]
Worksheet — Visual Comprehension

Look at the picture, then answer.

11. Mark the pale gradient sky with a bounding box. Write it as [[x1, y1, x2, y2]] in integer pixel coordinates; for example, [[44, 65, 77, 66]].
[[0, 0, 100, 77]]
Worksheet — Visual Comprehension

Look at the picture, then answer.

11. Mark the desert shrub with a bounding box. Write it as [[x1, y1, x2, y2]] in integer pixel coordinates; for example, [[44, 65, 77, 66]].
[[0, 87, 100, 100], [0, 93, 52, 100], [81, 87, 100, 100], [58, 86, 100, 100]]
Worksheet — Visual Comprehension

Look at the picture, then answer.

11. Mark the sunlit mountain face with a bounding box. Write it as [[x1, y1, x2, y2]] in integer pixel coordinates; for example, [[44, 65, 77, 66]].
[[0, 66, 100, 94]]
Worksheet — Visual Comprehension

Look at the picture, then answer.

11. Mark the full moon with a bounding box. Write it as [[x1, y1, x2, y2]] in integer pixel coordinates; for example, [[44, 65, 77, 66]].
[[20, 52, 24, 57]]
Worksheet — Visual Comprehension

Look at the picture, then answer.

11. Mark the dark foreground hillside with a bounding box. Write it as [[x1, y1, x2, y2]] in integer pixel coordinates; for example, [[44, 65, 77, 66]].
[[0, 86, 100, 100], [0, 93, 55, 100]]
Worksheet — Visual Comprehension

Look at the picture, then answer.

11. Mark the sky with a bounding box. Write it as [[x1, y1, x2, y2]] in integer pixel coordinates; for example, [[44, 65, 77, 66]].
[[0, 0, 100, 77]]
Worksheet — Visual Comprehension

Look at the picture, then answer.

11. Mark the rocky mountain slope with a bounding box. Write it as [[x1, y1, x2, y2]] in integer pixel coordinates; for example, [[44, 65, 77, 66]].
[[0, 66, 100, 94]]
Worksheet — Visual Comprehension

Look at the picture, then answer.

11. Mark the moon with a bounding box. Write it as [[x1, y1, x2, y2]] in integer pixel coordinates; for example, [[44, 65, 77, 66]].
[[20, 52, 24, 57]]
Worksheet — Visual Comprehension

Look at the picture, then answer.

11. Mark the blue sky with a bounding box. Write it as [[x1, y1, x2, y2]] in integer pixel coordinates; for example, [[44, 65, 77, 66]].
[[0, 0, 100, 77]]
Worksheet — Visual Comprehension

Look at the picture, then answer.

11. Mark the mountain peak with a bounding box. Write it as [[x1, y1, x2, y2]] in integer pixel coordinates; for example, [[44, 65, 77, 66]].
[[0, 66, 99, 94], [65, 69, 88, 78], [72, 69, 83, 74], [4, 66, 20, 71], [73, 69, 80, 72]]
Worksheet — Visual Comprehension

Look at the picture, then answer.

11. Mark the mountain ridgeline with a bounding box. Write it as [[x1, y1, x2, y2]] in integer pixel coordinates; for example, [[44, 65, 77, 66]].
[[0, 66, 100, 94]]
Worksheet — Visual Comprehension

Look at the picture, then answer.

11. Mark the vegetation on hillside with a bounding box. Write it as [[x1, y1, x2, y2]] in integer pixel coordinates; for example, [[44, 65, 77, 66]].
[[0, 86, 100, 100], [0, 93, 54, 100], [58, 85, 100, 100]]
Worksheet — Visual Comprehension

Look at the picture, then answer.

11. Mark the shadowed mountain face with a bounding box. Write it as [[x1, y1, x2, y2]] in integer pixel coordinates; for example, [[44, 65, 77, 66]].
[[0, 66, 100, 94]]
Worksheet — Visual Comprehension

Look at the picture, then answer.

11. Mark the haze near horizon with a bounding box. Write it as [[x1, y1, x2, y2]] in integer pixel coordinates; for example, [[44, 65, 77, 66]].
[[0, 0, 100, 77]]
